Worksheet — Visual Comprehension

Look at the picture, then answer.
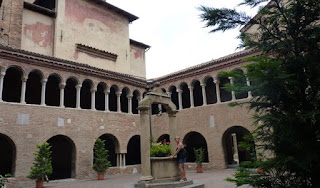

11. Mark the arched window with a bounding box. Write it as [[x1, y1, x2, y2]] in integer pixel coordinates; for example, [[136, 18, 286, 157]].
[[121, 87, 130, 113], [80, 79, 93, 109], [180, 83, 190, 109], [219, 76, 232, 102], [98, 134, 119, 167], [132, 90, 140, 114], [126, 135, 141, 165], [26, 70, 43, 105], [3, 67, 23, 103], [0, 134, 16, 176], [46, 74, 61, 106], [96, 83, 107, 111], [169, 86, 179, 109], [192, 80, 203, 107], [233, 69, 248, 99], [109, 85, 119, 112], [64, 78, 78, 108]]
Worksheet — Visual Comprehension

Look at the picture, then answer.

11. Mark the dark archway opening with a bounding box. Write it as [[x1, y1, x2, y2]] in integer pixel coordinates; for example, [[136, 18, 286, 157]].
[[34, 0, 55, 10], [193, 81, 203, 107], [219, 77, 232, 102], [0, 134, 16, 176], [181, 83, 190, 109], [161, 88, 167, 113], [96, 83, 106, 111], [80, 80, 92, 109], [222, 126, 255, 165], [132, 90, 140, 114], [151, 103, 159, 115], [183, 132, 209, 162], [3, 67, 22, 103], [109, 86, 117, 112], [99, 134, 118, 167], [205, 77, 217, 104], [234, 69, 248, 100], [169, 86, 179, 109], [121, 88, 129, 113], [46, 74, 60, 106], [47, 135, 76, 180], [157, 134, 170, 144], [126, 135, 141, 165], [64, 78, 77, 108], [26, 71, 42, 105]]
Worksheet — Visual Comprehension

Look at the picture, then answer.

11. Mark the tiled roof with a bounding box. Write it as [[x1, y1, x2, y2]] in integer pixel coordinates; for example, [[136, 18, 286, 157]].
[[130, 39, 151, 49]]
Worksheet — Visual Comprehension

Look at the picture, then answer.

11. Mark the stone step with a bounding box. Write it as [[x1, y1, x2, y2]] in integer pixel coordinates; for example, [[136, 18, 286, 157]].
[[128, 179, 205, 188]]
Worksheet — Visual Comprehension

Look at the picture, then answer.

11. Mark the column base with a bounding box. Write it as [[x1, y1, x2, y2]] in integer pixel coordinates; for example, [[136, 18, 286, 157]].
[[140, 175, 153, 181]]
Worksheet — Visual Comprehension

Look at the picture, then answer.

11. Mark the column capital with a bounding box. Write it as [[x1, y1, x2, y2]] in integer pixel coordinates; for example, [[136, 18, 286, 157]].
[[127, 94, 133, 99], [90, 88, 97, 93], [228, 76, 234, 80], [59, 82, 66, 89], [200, 83, 206, 87], [176, 89, 182, 93], [213, 77, 220, 84], [0, 72, 6, 77], [188, 86, 194, 90], [116, 91, 122, 96], [168, 111, 178, 117], [104, 89, 110, 94], [21, 76, 28, 82], [41, 79, 48, 84], [75, 84, 82, 89]]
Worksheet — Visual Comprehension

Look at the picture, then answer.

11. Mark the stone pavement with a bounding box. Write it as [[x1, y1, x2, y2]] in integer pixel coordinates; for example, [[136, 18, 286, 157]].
[[19, 169, 250, 188]]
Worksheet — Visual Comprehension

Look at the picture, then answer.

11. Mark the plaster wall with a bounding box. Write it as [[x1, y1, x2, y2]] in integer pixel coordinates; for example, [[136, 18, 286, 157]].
[[129, 44, 146, 78], [21, 9, 54, 56]]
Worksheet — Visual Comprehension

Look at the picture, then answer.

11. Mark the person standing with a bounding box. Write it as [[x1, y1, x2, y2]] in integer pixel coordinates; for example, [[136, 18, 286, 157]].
[[170, 136, 187, 182]]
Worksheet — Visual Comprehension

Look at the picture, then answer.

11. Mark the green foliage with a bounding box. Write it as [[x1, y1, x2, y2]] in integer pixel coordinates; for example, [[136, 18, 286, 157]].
[[200, 0, 320, 187], [27, 142, 52, 181], [150, 143, 172, 157], [93, 138, 111, 173], [194, 148, 205, 167], [0, 174, 12, 188]]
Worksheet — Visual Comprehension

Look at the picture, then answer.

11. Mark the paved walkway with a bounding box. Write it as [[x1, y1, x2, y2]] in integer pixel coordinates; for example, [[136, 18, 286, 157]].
[[20, 169, 250, 188]]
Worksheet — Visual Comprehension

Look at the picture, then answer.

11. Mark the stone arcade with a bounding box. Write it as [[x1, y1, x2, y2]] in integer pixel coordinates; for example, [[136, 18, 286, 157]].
[[0, 0, 257, 184]]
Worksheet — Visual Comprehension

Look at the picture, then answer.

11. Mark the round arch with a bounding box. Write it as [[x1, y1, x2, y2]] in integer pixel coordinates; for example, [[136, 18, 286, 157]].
[[222, 126, 255, 166], [3, 66, 24, 102], [47, 135, 76, 180], [157, 134, 170, 144], [183, 131, 209, 162], [98, 133, 120, 167], [0, 133, 16, 176]]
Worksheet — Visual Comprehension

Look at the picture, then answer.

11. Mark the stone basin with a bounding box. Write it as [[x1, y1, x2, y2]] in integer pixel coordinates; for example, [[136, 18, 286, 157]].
[[150, 157, 180, 183]]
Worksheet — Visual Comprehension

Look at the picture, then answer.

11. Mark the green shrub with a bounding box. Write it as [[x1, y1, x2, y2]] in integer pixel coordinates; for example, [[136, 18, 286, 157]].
[[27, 142, 52, 180], [194, 148, 204, 167], [150, 143, 172, 157], [93, 138, 111, 173]]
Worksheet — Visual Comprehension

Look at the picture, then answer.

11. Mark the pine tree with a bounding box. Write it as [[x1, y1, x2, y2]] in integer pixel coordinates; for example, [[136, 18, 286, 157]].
[[93, 138, 111, 173], [27, 142, 52, 180], [200, 0, 320, 187]]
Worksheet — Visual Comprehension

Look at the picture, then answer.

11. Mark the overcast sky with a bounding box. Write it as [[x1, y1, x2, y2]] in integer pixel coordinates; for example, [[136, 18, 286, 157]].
[[107, 0, 261, 79]]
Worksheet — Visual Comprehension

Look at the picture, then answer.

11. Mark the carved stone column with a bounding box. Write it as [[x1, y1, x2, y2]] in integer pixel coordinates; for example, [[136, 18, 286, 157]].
[[228, 77, 236, 101], [177, 89, 183, 110], [128, 95, 133, 114], [137, 107, 153, 181], [201, 84, 207, 106], [116, 92, 122, 112], [59, 82, 66, 107], [20, 77, 27, 104], [75, 84, 82, 109], [91, 88, 96, 110], [214, 77, 221, 103], [104, 89, 109, 112], [0, 72, 6, 102], [40, 79, 47, 106], [188, 85, 194, 108]]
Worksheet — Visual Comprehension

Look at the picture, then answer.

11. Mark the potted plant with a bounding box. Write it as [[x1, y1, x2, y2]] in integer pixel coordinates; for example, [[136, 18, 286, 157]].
[[194, 148, 204, 173], [93, 138, 111, 180], [27, 142, 52, 188]]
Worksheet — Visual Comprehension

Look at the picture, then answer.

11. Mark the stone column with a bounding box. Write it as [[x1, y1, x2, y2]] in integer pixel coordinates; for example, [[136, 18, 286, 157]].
[[201, 84, 207, 106], [104, 89, 109, 112], [20, 77, 27, 104], [127, 95, 133, 114], [188, 86, 194, 108], [232, 133, 239, 164], [119, 153, 123, 167], [177, 89, 183, 110], [169, 112, 178, 151], [228, 77, 236, 101], [138, 107, 153, 181], [116, 92, 122, 112], [214, 78, 221, 103], [59, 83, 66, 107], [76, 84, 82, 109], [158, 104, 162, 113], [123, 154, 126, 167], [246, 76, 253, 98], [0, 72, 6, 102], [40, 79, 47, 106], [91, 88, 96, 110], [117, 154, 120, 167]]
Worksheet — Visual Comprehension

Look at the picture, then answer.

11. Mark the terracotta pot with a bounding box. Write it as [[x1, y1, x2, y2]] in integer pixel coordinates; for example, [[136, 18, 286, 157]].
[[98, 173, 104, 180], [257, 167, 264, 174], [196, 166, 203, 173], [36, 179, 44, 188]]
